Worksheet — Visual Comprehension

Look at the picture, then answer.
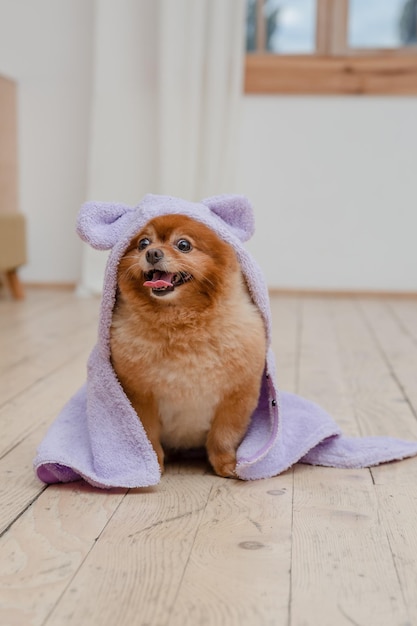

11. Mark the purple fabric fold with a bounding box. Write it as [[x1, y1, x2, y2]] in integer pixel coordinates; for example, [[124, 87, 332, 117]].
[[33, 194, 417, 488]]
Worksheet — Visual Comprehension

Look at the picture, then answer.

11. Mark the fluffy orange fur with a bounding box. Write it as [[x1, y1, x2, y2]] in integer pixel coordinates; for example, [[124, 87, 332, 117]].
[[110, 214, 266, 477]]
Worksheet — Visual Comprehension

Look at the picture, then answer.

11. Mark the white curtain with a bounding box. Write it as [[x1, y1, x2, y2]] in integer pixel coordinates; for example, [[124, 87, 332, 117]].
[[79, 0, 246, 294]]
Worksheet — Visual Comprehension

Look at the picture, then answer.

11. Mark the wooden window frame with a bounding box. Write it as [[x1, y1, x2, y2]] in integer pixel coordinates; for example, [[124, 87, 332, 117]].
[[245, 0, 417, 95]]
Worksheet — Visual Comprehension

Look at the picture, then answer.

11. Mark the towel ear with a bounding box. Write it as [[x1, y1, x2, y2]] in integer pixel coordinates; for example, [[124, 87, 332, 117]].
[[77, 202, 137, 250], [201, 195, 255, 242]]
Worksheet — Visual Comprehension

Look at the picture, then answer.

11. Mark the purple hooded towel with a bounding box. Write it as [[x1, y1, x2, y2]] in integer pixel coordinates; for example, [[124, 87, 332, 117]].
[[34, 194, 417, 488]]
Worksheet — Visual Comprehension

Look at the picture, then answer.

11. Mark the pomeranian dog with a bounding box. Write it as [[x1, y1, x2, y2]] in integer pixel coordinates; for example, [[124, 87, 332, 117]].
[[110, 214, 266, 477]]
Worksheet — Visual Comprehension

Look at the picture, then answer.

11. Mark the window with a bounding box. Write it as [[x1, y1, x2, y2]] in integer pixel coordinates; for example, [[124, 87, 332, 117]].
[[245, 0, 417, 94]]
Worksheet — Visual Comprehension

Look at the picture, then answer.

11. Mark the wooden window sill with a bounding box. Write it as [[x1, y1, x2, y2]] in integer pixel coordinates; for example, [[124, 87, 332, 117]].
[[244, 54, 417, 95]]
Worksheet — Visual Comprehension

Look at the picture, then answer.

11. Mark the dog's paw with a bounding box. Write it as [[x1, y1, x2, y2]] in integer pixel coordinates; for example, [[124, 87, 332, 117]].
[[210, 453, 237, 478]]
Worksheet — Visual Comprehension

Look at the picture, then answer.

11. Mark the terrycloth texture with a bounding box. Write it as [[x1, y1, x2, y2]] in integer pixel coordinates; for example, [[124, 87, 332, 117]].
[[34, 194, 417, 488]]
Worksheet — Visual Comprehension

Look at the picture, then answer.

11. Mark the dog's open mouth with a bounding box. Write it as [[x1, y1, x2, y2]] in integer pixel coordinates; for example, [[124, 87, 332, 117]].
[[143, 270, 193, 296]]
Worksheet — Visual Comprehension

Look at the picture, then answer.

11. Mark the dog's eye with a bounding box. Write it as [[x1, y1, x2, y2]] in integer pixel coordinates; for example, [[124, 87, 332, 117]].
[[176, 239, 192, 253], [138, 238, 151, 250]]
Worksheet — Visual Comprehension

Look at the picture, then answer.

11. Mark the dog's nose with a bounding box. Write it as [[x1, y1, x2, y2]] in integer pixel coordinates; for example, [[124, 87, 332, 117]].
[[146, 248, 164, 265]]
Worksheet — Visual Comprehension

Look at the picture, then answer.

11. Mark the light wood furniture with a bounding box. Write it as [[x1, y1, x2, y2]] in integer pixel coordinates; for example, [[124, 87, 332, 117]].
[[1, 289, 417, 625], [0, 75, 26, 299]]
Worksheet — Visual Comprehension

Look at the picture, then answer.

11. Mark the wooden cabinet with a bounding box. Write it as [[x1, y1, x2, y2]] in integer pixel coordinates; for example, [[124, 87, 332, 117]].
[[0, 75, 26, 299]]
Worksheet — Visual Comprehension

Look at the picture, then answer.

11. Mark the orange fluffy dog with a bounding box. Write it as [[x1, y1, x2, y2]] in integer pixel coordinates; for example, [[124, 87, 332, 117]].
[[110, 214, 266, 477]]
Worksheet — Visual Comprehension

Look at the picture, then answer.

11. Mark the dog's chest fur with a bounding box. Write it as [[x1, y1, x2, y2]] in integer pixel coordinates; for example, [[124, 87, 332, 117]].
[[155, 353, 223, 449]]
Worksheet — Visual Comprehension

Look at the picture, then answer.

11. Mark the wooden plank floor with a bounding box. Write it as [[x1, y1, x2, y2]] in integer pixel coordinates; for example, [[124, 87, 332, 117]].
[[1, 287, 417, 626]]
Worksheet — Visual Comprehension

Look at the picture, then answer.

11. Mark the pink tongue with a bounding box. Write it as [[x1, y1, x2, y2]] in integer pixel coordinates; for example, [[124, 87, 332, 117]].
[[143, 272, 175, 289], [144, 279, 172, 289]]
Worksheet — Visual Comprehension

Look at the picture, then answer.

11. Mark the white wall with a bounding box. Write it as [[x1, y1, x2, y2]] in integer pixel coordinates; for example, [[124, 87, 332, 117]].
[[237, 96, 417, 292], [80, 0, 159, 294], [0, 0, 94, 283]]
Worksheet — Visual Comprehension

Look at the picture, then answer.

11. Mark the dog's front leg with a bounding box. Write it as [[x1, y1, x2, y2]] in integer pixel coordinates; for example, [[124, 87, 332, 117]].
[[129, 392, 165, 473], [206, 383, 259, 478]]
